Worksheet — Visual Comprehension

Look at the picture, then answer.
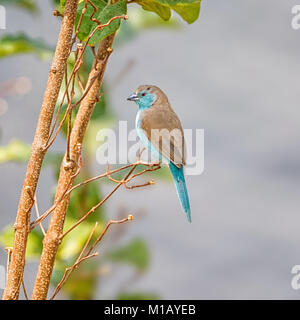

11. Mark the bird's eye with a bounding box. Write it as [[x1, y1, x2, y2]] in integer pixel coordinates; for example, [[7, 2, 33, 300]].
[[147, 87, 151, 91], [141, 93, 146, 97]]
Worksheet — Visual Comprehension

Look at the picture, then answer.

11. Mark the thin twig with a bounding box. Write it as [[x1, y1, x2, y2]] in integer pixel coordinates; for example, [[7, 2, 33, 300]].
[[29, 163, 132, 230], [50, 221, 99, 300], [29, 153, 83, 231], [50, 215, 132, 300], [30, 160, 158, 231], [34, 194, 46, 236], [43, 14, 128, 152], [21, 279, 28, 300], [106, 162, 159, 189], [5, 247, 13, 284], [66, 103, 73, 162], [51, 253, 98, 300], [60, 165, 138, 239], [86, 215, 133, 257]]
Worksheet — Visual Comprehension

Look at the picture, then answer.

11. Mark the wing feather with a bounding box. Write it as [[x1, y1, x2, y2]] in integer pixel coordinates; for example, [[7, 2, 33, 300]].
[[140, 104, 186, 167]]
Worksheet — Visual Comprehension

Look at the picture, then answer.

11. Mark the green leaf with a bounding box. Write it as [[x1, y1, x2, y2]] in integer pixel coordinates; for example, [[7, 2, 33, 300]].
[[75, 0, 127, 44], [106, 238, 150, 272], [0, 33, 53, 59], [26, 229, 44, 259], [136, 0, 201, 24], [0, 0, 38, 13], [137, 1, 171, 21], [51, 0, 65, 14], [115, 8, 181, 47], [0, 139, 31, 163], [116, 291, 161, 300], [129, 7, 180, 29], [60, 0, 66, 8], [171, 1, 200, 23], [0, 225, 14, 248], [0, 225, 43, 259]]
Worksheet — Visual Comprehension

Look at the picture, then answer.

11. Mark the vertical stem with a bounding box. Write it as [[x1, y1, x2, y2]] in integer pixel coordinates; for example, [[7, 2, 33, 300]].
[[2, 0, 79, 300], [31, 34, 115, 300]]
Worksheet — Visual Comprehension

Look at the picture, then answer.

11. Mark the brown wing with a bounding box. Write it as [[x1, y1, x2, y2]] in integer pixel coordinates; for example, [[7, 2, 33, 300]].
[[140, 104, 186, 167]]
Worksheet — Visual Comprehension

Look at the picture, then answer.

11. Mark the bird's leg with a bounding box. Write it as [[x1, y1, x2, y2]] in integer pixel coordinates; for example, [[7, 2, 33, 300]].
[[105, 160, 161, 189], [123, 162, 161, 189]]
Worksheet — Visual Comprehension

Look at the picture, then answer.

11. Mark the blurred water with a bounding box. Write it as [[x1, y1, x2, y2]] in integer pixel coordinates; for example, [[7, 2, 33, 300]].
[[1, 0, 300, 299]]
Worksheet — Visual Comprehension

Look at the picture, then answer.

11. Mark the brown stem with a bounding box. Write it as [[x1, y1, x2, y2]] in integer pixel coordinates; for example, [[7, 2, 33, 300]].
[[2, 0, 79, 300], [31, 33, 116, 300]]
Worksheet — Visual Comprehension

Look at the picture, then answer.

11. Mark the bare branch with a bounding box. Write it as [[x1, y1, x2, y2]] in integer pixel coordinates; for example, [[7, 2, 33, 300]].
[[29, 162, 134, 230], [60, 165, 138, 239], [5, 247, 12, 284], [34, 194, 46, 236], [31, 16, 122, 299], [50, 215, 133, 300], [2, 0, 79, 300], [86, 215, 133, 257], [43, 14, 128, 152], [50, 222, 99, 300]]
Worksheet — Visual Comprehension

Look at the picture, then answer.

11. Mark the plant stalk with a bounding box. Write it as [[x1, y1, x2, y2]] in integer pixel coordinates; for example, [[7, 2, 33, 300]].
[[31, 34, 116, 300], [2, 0, 79, 300]]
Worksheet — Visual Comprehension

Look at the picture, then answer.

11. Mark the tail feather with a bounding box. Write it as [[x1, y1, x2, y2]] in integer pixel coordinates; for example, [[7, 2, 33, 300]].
[[169, 162, 191, 223]]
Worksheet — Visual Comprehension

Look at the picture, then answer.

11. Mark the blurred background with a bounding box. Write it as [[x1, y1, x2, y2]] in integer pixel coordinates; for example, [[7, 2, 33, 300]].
[[1, 0, 300, 299]]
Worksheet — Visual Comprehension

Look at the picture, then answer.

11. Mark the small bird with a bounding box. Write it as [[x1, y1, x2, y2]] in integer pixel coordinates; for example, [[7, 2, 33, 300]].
[[127, 85, 191, 222]]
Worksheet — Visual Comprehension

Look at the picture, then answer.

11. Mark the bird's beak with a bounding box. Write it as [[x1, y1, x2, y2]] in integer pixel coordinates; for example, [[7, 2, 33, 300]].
[[127, 93, 139, 101]]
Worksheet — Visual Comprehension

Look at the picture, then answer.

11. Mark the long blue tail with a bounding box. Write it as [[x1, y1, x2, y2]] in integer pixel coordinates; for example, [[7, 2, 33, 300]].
[[169, 162, 191, 223]]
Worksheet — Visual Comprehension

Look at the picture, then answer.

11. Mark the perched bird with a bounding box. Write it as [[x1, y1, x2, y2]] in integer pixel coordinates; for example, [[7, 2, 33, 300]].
[[127, 85, 191, 222]]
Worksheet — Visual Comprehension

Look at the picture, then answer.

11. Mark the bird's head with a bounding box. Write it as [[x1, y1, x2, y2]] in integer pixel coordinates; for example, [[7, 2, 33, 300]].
[[127, 85, 158, 109]]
